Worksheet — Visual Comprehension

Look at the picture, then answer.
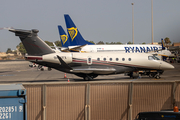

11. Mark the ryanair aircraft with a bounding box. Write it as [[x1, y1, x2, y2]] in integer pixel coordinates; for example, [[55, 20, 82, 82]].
[[8, 28, 174, 80], [58, 14, 171, 59]]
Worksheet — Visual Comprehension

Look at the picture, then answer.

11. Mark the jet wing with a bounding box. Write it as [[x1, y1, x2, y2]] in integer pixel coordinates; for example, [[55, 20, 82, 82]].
[[70, 67, 116, 74], [56, 55, 116, 74]]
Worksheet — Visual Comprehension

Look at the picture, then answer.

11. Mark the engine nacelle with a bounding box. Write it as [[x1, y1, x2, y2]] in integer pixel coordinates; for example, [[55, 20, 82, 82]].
[[42, 53, 72, 64]]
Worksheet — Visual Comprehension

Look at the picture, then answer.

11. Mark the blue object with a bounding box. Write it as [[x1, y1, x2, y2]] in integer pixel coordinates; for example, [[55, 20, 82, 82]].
[[64, 14, 94, 46], [0, 84, 27, 120]]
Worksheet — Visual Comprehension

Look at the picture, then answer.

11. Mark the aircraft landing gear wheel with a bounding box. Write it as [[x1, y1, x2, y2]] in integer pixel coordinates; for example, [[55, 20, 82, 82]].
[[155, 75, 160, 79], [84, 75, 93, 81], [155, 74, 161, 79], [154, 73, 161, 79], [48, 67, 52, 71], [149, 73, 155, 78]]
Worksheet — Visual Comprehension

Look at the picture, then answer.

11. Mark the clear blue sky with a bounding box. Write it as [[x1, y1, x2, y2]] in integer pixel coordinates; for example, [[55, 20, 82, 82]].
[[0, 0, 180, 52]]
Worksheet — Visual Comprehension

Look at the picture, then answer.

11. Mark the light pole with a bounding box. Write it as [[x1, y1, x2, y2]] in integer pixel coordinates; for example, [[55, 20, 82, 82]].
[[151, 0, 154, 44], [132, 3, 134, 44]]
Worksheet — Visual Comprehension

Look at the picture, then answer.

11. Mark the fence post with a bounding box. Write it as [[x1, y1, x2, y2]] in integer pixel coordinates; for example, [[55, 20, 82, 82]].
[[172, 82, 177, 107], [43, 84, 46, 120], [128, 82, 133, 120], [85, 84, 90, 120]]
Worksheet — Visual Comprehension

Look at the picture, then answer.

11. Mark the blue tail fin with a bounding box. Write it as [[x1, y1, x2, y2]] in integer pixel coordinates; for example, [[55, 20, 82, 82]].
[[64, 14, 94, 46], [161, 38, 165, 50], [58, 25, 70, 47]]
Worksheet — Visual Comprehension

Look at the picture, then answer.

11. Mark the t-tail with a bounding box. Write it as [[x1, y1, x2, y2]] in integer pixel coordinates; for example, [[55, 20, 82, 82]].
[[64, 14, 94, 46], [58, 25, 71, 47], [9, 29, 55, 56]]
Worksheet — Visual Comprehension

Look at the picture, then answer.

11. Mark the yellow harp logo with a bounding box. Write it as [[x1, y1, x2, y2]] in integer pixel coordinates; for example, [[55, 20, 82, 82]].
[[67, 27, 78, 41], [60, 35, 68, 45]]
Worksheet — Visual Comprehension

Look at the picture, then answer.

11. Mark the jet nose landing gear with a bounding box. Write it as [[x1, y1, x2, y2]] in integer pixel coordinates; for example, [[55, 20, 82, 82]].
[[83, 74, 98, 81], [84, 76, 93, 81], [148, 71, 163, 79]]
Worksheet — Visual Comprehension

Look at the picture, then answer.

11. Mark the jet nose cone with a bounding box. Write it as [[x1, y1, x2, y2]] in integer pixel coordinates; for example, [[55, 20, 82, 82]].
[[160, 62, 174, 70], [167, 64, 174, 69]]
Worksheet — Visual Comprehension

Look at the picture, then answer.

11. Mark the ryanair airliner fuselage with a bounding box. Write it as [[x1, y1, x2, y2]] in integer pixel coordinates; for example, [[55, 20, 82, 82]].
[[58, 15, 171, 58]]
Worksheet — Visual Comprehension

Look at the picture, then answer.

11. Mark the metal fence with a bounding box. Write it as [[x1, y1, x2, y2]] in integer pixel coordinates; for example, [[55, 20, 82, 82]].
[[22, 81, 180, 120]]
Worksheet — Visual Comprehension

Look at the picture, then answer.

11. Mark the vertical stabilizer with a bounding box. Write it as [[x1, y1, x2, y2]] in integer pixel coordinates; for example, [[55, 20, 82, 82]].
[[161, 38, 165, 50], [58, 25, 70, 47], [64, 14, 94, 46], [9, 29, 54, 56]]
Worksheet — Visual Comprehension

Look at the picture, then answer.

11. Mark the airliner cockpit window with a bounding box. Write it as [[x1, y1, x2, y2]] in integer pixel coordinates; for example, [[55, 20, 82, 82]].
[[148, 56, 154, 60], [148, 56, 160, 60], [153, 55, 160, 60]]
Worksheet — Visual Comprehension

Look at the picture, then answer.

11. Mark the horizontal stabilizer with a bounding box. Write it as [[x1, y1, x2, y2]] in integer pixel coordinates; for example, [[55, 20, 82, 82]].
[[9, 29, 33, 36], [9, 28, 54, 56], [68, 44, 87, 52]]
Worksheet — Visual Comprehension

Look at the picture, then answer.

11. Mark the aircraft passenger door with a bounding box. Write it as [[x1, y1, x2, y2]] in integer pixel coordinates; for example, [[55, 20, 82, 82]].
[[87, 56, 92, 65]]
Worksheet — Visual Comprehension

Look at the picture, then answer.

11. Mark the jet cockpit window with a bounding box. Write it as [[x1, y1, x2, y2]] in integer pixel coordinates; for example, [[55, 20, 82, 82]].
[[148, 56, 160, 60]]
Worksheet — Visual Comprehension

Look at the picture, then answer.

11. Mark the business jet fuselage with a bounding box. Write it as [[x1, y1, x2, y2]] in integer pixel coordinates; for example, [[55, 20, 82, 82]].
[[9, 28, 174, 80], [26, 52, 174, 80]]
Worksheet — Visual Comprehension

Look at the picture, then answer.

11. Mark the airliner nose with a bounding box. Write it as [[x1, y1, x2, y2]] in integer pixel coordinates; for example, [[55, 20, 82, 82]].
[[160, 62, 174, 70]]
